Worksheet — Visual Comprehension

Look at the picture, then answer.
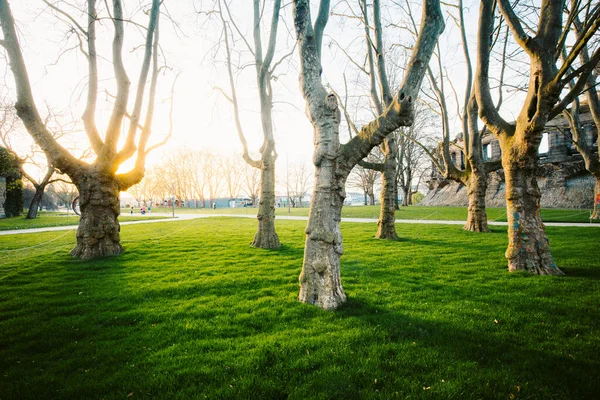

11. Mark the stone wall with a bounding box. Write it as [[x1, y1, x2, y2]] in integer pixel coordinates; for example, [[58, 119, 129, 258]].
[[425, 103, 598, 209], [422, 161, 595, 209], [0, 177, 6, 218]]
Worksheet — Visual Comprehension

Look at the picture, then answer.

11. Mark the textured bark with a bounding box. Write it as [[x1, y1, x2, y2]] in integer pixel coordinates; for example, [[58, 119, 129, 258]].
[[592, 176, 600, 220], [502, 139, 563, 274], [298, 98, 347, 310], [376, 138, 398, 239], [294, 0, 443, 309], [252, 155, 280, 248], [70, 170, 123, 259], [463, 168, 489, 232], [0, 0, 164, 259], [25, 183, 46, 219]]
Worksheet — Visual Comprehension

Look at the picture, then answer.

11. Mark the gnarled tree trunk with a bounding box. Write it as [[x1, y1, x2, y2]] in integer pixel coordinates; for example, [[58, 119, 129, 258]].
[[298, 92, 347, 309], [70, 170, 123, 260], [502, 138, 563, 275], [252, 154, 280, 248], [376, 137, 398, 239], [298, 167, 347, 310], [464, 166, 489, 232]]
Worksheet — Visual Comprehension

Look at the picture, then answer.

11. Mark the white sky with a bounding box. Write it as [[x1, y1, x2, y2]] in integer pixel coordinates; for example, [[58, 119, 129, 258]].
[[1, 0, 526, 188]]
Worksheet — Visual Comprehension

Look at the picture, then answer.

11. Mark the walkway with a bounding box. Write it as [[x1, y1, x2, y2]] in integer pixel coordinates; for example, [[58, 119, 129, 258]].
[[1, 212, 598, 236]]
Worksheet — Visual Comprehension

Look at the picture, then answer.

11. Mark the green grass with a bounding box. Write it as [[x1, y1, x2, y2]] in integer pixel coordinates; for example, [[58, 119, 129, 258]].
[[148, 205, 597, 223], [0, 212, 169, 231], [1, 218, 598, 399]]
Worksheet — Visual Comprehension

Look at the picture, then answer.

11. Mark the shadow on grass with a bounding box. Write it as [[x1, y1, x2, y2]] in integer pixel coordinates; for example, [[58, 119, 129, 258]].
[[335, 296, 600, 399]]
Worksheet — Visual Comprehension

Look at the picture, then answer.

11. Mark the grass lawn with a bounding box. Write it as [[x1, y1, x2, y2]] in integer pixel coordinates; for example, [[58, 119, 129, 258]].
[[0, 212, 170, 231], [0, 218, 599, 399], [148, 205, 597, 223]]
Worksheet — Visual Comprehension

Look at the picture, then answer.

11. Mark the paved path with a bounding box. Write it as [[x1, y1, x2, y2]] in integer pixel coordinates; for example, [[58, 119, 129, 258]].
[[1, 212, 598, 236]]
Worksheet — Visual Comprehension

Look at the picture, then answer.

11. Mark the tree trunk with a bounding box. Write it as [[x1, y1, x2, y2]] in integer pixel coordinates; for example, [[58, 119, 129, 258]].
[[26, 183, 46, 219], [298, 159, 347, 310], [502, 144, 563, 275], [368, 191, 375, 205], [592, 175, 600, 220], [463, 168, 490, 232], [251, 156, 280, 249], [376, 139, 398, 239], [70, 170, 123, 260], [401, 185, 410, 206]]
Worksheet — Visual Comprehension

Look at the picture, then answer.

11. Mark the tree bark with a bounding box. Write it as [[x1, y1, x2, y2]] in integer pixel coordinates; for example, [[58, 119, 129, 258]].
[[70, 170, 123, 260], [463, 167, 490, 232], [502, 139, 563, 275], [252, 154, 281, 248], [298, 120, 348, 309], [26, 183, 47, 219], [376, 138, 398, 239], [592, 175, 600, 220]]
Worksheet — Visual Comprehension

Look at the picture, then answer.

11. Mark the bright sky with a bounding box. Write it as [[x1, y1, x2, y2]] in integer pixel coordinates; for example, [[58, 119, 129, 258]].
[[1, 0, 524, 187]]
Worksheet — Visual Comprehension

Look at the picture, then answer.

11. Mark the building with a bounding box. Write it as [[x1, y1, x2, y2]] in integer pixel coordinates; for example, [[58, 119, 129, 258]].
[[423, 105, 598, 209]]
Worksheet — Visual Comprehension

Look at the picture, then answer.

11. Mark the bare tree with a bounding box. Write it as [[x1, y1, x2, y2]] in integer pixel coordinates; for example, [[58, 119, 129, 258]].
[[202, 151, 224, 207], [473, 0, 600, 274], [48, 177, 78, 213], [215, 0, 288, 248], [0, 0, 172, 259], [241, 161, 260, 207], [222, 155, 243, 200], [286, 161, 313, 207], [560, 6, 600, 219], [348, 153, 381, 205], [396, 113, 433, 207], [0, 102, 82, 219], [293, 0, 444, 309]]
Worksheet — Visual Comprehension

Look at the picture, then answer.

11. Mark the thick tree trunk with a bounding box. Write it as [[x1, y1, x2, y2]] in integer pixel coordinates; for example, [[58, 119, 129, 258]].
[[592, 175, 600, 220], [376, 139, 398, 239], [503, 145, 563, 275], [252, 156, 281, 249], [368, 191, 375, 205], [298, 160, 347, 310], [463, 169, 490, 232], [70, 170, 123, 260], [26, 183, 46, 219]]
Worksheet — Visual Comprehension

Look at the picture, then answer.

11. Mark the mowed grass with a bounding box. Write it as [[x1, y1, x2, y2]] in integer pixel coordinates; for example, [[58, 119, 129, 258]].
[[0, 218, 599, 399], [149, 205, 597, 223], [0, 212, 169, 231]]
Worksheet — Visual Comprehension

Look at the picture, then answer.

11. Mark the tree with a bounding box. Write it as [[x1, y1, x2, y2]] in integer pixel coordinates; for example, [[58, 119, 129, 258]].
[[348, 153, 381, 205], [0, 0, 172, 259], [48, 177, 78, 213], [286, 161, 313, 207], [216, 0, 287, 248], [241, 161, 260, 207], [293, 0, 444, 309], [473, 0, 600, 274], [332, 0, 401, 239], [222, 155, 243, 200], [560, 8, 600, 219], [396, 109, 433, 207], [0, 146, 22, 217], [202, 151, 224, 207], [0, 102, 78, 219]]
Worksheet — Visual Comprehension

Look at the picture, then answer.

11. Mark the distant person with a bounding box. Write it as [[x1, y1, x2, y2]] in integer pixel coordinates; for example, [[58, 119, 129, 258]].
[[130, 206, 133, 215], [148, 205, 151, 213]]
